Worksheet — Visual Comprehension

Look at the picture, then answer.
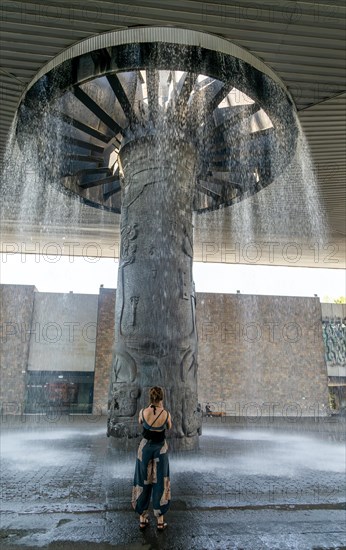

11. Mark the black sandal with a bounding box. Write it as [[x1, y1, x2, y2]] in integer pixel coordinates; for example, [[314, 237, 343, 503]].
[[139, 518, 149, 530], [157, 521, 167, 531]]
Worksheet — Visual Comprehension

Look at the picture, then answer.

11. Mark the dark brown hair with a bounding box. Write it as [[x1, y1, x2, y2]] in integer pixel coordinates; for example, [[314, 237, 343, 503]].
[[149, 386, 164, 404]]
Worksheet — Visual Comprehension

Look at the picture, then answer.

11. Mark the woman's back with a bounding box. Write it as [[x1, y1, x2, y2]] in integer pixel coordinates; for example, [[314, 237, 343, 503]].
[[142, 407, 170, 430]]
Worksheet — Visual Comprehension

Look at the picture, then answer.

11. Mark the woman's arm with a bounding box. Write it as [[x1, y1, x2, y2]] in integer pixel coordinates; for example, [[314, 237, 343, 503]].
[[167, 412, 172, 430], [138, 409, 143, 425]]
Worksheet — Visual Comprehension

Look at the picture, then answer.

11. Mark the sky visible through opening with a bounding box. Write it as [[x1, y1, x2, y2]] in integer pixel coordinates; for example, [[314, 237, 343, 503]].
[[1, 253, 344, 300]]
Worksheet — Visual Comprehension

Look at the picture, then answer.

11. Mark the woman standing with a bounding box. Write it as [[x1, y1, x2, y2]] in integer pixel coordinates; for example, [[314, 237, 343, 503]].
[[131, 386, 172, 530]]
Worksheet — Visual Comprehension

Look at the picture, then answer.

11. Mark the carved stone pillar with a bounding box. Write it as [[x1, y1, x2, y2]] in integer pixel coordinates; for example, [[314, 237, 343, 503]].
[[107, 135, 202, 450]]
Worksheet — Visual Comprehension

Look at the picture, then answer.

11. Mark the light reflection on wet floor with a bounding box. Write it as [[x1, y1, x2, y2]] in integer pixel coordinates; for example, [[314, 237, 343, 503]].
[[1, 424, 345, 477]]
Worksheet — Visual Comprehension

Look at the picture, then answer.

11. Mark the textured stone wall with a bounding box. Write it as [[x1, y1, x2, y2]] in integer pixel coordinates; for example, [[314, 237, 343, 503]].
[[93, 288, 116, 414], [197, 293, 329, 417], [1, 285, 330, 417], [0, 284, 36, 415]]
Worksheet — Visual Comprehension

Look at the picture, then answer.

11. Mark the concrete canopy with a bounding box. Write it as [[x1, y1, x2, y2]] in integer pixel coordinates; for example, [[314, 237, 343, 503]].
[[1, 1, 345, 268]]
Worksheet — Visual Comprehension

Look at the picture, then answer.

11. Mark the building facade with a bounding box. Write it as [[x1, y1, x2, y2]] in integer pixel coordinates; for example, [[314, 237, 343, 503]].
[[1, 284, 343, 419]]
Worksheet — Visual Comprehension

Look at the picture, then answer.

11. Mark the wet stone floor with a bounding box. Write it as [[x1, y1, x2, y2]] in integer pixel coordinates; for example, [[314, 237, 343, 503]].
[[0, 417, 345, 550]]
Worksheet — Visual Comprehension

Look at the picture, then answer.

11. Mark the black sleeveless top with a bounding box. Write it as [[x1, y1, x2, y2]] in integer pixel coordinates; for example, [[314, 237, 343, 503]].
[[141, 408, 169, 443]]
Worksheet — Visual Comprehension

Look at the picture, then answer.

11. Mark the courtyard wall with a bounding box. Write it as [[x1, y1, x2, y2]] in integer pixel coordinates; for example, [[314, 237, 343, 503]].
[[197, 293, 328, 417], [0, 284, 330, 417], [0, 284, 36, 414]]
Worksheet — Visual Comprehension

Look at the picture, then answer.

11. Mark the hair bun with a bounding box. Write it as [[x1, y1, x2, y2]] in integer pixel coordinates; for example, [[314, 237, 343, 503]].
[[149, 386, 164, 404]]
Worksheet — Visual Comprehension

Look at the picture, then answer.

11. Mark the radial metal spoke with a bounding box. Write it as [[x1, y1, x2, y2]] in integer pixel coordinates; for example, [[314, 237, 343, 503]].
[[206, 81, 237, 113], [103, 179, 121, 200], [207, 147, 260, 164], [146, 69, 159, 122], [79, 174, 120, 190], [214, 103, 259, 125], [189, 79, 223, 111], [126, 72, 140, 113], [67, 154, 103, 164], [57, 112, 110, 143], [75, 167, 111, 177], [73, 85, 123, 135], [199, 175, 243, 193], [199, 177, 242, 199], [62, 136, 104, 154], [210, 104, 260, 138], [107, 74, 138, 125], [171, 73, 197, 118]]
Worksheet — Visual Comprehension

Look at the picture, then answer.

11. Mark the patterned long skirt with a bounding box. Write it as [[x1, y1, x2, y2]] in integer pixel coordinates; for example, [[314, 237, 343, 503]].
[[131, 438, 171, 517]]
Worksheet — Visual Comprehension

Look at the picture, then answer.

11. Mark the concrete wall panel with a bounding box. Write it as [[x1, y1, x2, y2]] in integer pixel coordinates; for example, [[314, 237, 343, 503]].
[[27, 293, 98, 372]]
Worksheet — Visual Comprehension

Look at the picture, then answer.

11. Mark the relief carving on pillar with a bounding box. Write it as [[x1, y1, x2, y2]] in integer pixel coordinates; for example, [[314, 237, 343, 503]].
[[148, 245, 157, 259], [113, 351, 137, 384], [110, 383, 140, 417], [182, 227, 193, 258], [108, 350, 140, 438], [129, 296, 139, 326], [107, 381, 140, 438], [122, 168, 164, 208], [180, 270, 189, 300], [126, 338, 170, 358], [180, 346, 197, 383], [140, 358, 163, 385], [120, 223, 138, 266], [169, 389, 185, 438], [182, 388, 202, 437]]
